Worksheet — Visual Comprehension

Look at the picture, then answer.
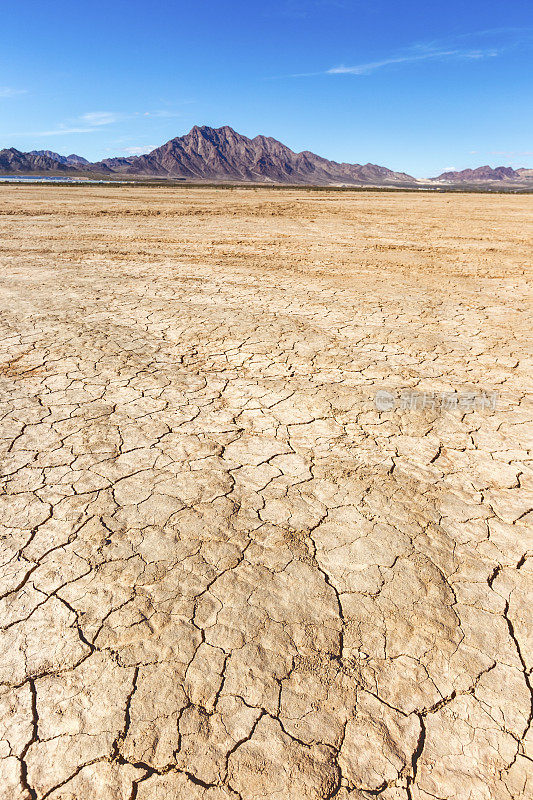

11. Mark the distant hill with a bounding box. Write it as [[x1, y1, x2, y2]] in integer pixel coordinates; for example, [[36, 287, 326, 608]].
[[90, 125, 416, 185], [0, 126, 415, 185], [29, 150, 90, 166], [431, 165, 524, 182], [1, 130, 532, 186], [0, 148, 80, 174], [0, 147, 110, 175]]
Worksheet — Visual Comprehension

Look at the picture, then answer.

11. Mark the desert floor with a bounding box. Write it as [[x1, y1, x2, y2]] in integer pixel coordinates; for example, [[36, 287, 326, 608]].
[[0, 186, 532, 800]]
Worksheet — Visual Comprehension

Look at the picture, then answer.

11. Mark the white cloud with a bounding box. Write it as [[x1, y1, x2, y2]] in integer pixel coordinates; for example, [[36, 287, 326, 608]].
[[140, 110, 182, 118], [38, 127, 95, 135], [327, 47, 498, 76], [123, 145, 156, 155], [8, 105, 186, 139], [0, 87, 27, 98], [9, 127, 95, 136], [80, 111, 120, 126], [491, 150, 533, 157], [79, 109, 183, 126]]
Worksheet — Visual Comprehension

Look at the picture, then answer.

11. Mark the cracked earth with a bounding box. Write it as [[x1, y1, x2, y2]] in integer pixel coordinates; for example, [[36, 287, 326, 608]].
[[0, 186, 532, 800]]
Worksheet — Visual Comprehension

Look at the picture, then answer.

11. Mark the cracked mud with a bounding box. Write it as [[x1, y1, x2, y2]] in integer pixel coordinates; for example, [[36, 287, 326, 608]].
[[0, 186, 531, 799]]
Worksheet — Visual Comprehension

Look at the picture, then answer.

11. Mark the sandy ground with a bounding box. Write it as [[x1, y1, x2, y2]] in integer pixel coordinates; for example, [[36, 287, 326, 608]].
[[0, 186, 532, 800]]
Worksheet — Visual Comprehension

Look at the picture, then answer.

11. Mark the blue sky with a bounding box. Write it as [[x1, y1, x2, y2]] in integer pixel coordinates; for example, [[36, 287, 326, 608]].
[[1, 0, 532, 177]]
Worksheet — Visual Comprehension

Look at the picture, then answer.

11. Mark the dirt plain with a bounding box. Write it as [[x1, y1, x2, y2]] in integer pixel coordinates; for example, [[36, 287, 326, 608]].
[[0, 185, 532, 800]]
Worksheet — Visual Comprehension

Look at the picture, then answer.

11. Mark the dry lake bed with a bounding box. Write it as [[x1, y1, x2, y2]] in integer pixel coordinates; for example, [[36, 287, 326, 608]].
[[0, 186, 532, 800]]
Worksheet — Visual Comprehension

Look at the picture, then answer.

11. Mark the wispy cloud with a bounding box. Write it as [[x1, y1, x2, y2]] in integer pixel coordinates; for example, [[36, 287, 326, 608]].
[[327, 46, 499, 76], [491, 150, 533, 157], [81, 109, 183, 125], [0, 87, 27, 98], [35, 127, 95, 136], [10, 126, 97, 137], [140, 109, 183, 118], [10, 107, 184, 138], [288, 27, 531, 79], [79, 108, 181, 127], [11, 112, 122, 136], [122, 145, 156, 155], [80, 111, 120, 126], [267, 1, 350, 20]]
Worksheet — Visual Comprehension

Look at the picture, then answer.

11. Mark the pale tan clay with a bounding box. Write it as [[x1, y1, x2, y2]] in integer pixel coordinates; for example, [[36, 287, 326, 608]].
[[0, 186, 531, 799]]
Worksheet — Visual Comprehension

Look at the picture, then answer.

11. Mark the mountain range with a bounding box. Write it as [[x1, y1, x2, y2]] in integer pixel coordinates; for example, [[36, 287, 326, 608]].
[[432, 165, 532, 183], [0, 125, 531, 186], [0, 149, 107, 175], [90, 125, 415, 184], [29, 150, 90, 166], [0, 126, 414, 185]]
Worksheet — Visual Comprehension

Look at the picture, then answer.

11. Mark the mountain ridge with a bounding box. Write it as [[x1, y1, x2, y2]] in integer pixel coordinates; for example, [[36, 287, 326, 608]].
[[0, 148, 111, 175], [431, 165, 528, 182], [0, 126, 415, 185], [29, 150, 90, 166], [90, 125, 416, 184], [1, 126, 531, 185]]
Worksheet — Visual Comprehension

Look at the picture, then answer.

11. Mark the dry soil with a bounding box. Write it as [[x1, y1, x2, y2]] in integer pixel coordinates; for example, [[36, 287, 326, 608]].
[[0, 186, 532, 800]]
